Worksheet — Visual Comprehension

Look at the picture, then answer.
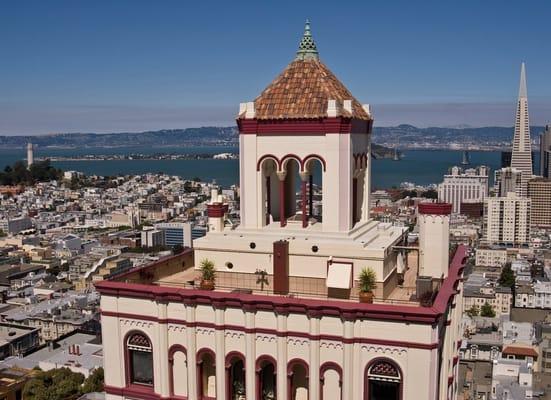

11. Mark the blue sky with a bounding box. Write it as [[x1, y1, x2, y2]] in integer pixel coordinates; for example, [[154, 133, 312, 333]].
[[0, 0, 550, 134]]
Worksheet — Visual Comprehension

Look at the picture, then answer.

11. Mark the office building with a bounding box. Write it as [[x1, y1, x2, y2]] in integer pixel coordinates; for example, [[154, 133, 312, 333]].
[[540, 124, 551, 178], [527, 178, 551, 227], [155, 222, 193, 248], [437, 166, 489, 214], [510, 63, 533, 196], [140, 228, 164, 248], [494, 167, 523, 197]]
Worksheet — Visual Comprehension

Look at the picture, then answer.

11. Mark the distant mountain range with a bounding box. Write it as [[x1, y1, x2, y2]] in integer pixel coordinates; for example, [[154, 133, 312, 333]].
[[0, 124, 544, 150]]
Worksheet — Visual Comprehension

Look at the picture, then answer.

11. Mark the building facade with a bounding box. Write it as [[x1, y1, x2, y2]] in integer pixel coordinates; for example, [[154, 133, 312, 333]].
[[494, 167, 523, 197], [527, 178, 551, 227], [475, 247, 508, 267], [483, 193, 530, 245], [96, 22, 466, 400], [539, 125, 551, 178], [155, 222, 193, 248], [437, 166, 488, 214]]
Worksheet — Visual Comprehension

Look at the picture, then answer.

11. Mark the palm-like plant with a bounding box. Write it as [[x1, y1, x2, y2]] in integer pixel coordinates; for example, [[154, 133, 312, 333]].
[[358, 267, 376, 293], [200, 259, 215, 282]]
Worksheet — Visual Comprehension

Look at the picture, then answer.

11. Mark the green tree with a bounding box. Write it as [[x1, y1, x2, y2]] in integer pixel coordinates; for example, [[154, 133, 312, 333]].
[[23, 367, 85, 400], [82, 367, 104, 393], [0, 229, 5, 237], [499, 263, 515, 288], [480, 302, 496, 318], [422, 189, 438, 199], [466, 305, 480, 318]]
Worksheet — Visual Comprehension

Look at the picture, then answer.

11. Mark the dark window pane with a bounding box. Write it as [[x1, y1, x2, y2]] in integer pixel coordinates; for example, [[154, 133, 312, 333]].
[[131, 350, 153, 385]]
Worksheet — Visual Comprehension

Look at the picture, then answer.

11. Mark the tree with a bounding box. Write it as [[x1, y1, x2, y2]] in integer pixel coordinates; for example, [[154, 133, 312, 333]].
[[466, 305, 480, 318], [422, 189, 438, 199], [23, 367, 85, 400], [0, 229, 5, 237], [480, 302, 496, 318], [82, 367, 104, 393], [499, 263, 515, 288]]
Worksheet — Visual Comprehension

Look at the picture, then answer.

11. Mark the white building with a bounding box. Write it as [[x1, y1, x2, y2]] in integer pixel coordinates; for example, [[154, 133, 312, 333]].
[[438, 165, 489, 213], [491, 358, 534, 400], [483, 192, 530, 245], [154, 222, 193, 248], [494, 167, 523, 197], [96, 22, 466, 400], [140, 228, 164, 248], [515, 281, 551, 310]]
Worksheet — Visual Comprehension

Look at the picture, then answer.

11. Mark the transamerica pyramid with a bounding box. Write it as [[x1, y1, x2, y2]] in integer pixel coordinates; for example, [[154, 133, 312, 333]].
[[510, 62, 533, 196]]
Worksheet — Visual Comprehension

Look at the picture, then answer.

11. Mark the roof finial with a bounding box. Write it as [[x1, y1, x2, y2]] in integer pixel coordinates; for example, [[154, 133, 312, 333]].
[[296, 19, 319, 61], [518, 62, 527, 98]]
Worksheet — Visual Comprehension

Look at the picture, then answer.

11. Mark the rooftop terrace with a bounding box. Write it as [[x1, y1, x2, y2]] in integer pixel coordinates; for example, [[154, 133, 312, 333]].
[[96, 245, 468, 324]]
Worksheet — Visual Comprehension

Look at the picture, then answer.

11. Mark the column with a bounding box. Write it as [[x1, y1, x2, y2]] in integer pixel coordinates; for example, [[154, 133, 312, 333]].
[[266, 176, 271, 225], [309, 174, 314, 218], [277, 172, 287, 227], [300, 172, 309, 228], [156, 302, 170, 397], [215, 306, 226, 400], [309, 313, 320, 400], [185, 301, 198, 400], [245, 306, 256, 400], [342, 319, 354, 399], [276, 310, 288, 400]]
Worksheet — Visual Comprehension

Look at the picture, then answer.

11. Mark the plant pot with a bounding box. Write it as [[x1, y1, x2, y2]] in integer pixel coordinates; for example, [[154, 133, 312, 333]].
[[200, 279, 215, 290], [359, 291, 374, 303]]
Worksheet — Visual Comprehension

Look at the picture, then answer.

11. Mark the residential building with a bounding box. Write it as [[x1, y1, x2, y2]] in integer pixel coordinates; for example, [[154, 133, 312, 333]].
[[483, 192, 530, 245], [437, 166, 489, 214], [96, 22, 466, 400], [509, 63, 533, 197], [0, 323, 40, 358], [462, 273, 512, 316], [539, 124, 551, 178], [38, 341, 103, 378], [0, 217, 32, 235], [0, 366, 34, 400], [490, 358, 533, 400], [475, 247, 507, 267], [515, 281, 551, 309], [527, 178, 551, 227]]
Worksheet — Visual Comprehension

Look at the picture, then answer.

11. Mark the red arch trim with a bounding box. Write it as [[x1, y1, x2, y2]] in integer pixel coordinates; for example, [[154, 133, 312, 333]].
[[123, 330, 155, 392], [363, 357, 403, 400], [225, 350, 246, 369], [279, 154, 302, 170], [303, 154, 327, 172], [257, 154, 280, 171]]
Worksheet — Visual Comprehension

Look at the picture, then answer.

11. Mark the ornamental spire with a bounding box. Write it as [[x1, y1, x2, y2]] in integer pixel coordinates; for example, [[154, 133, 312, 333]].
[[296, 19, 319, 61]]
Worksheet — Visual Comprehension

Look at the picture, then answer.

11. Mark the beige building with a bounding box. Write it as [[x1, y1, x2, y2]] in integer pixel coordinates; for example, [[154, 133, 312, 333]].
[[463, 286, 512, 316], [527, 178, 551, 227], [96, 22, 466, 400], [475, 247, 508, 267], [483, 192, 530, 245]]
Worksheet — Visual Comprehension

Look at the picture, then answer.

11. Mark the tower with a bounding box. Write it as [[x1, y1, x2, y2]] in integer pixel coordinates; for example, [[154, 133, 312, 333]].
[[236, 20, 373, 233], [510, 63, 533, 195], [417, 203, 452, 280], [26, 143, 34, 168]]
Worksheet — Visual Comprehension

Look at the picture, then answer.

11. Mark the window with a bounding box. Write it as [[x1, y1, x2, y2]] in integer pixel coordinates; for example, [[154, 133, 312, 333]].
[[127, 332, 154, 386]]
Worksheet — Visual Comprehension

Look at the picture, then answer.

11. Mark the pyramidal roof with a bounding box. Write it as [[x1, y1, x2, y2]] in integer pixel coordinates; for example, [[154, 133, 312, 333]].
[[241, 21, 370, 121]]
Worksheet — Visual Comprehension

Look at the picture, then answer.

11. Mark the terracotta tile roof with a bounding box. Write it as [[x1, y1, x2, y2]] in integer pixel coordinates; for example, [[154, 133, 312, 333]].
[[502, 345, 538, 358], [241, 58, 371, 121]]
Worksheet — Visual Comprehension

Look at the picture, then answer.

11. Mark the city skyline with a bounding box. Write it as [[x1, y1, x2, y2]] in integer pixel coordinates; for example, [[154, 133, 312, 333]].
[[1, 0, 550, 134]]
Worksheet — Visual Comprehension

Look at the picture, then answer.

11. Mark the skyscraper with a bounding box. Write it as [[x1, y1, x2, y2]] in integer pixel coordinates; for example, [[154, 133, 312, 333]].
[[510, 63, 533, 196], [540, 125, 551, 178]]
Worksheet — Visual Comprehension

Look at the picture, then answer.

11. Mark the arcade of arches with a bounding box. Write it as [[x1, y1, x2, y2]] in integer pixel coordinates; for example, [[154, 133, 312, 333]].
[[126, 334, 401, 400]]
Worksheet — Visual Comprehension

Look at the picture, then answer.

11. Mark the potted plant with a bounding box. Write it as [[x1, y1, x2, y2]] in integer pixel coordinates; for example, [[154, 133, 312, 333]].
[[199, 259, 216, 290], [358, 267, 376, 303]]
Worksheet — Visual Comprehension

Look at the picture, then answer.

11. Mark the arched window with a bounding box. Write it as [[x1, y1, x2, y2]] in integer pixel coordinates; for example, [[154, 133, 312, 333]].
[[364, 358, 402, 400], [126, 332, 153, 387], [320, 362, 342, 400]]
